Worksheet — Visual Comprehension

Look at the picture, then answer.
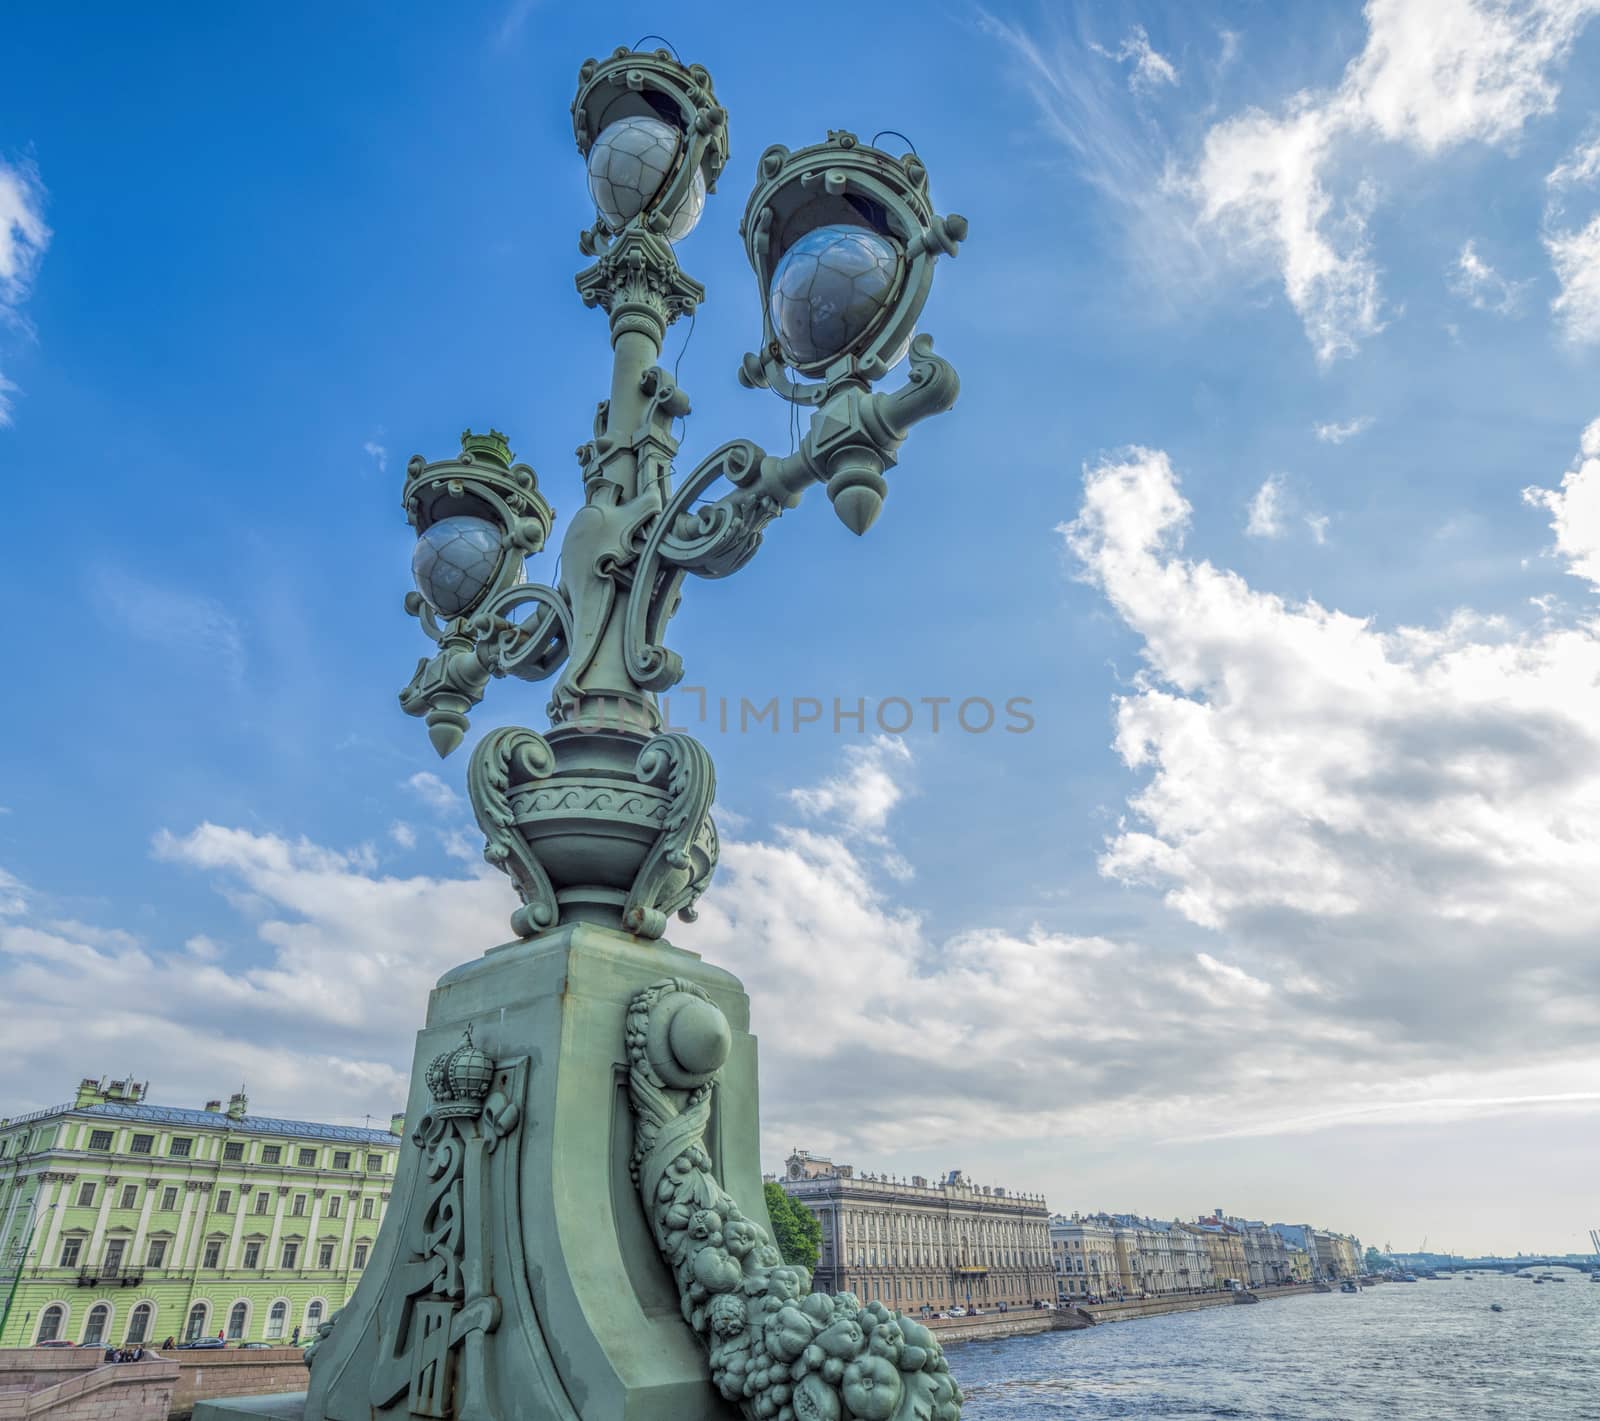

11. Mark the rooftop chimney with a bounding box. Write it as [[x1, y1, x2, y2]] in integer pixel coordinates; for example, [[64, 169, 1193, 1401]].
[[226, 1091, 248, 1121], [204, 1100, 222, 1113], [389, 1112, 406, 1137]]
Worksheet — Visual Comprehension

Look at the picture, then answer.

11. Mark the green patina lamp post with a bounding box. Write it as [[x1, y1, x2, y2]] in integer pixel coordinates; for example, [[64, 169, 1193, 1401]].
[[206, 44, 966, 1421]]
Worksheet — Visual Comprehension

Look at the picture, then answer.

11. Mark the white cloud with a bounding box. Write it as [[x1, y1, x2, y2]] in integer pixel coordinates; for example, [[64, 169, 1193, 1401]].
[[0, 158, 48, 311], [1245, 475, 1288, 537], [1313, 416, 1374, 443], [0, 157, 49, 425], [389, 820, 417, 849], [1523, 415, 1600, 584], [1545, 213, 1600, 342], [403, 770, 461, 815], [1448, 239, 1529, 313], [1063, 440, 1600, 950], [1093, 25, 1180, 94], [1306, 513, 1331, 544], [1190, 0, 1600, 360], [788, 736, 913, 837], [1546, 126, 1600, 193], [0, 866, 25, 916], [363, 439, 388, 474]]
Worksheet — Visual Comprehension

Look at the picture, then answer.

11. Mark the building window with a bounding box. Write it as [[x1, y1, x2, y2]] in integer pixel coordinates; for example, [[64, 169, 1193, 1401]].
[[37, 1305, 65, 1343], [119, 1185, 138, 1210], [126, 1303, 152, 1345], [223, 1142, 244, 1162], [254, 1193, 270, 1215], [146, 1239, 168, 1268], [262, 1145, 282, 1165], [88, 1130, 113, 1151], [130, 1134, 153, 1155], [297, 1148, 316, 1168], [353, 1243, 369, 1269], [282, 1242, 299, 1269], [160, 1188, 178, 1211], [266, 1300, 288, 1340], [84, 1303, 110, 1345], [185, 1303, 208, 1342], [216, 1190, 231, 1214], [361, 1198, 375, 1221], [333, 1151, 351, 1170], [75, 1182, 96, 1207], [203, 1241, 222, 1269], [243, 1242, 262, 1269], [292, 1194, 307, 1217], [227, 1301, 248, 1340], [366, 1154, 382, 1172], [325, 1196, 340, 1218], [60, 1237, 82, 1267], [318, 1243, 335, 1268], [306, 1299, 324, 1330]]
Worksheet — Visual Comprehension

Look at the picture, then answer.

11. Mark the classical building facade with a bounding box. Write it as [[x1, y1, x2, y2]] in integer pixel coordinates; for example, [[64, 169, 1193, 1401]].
[[1051, 1214, 1215, 1300], [779, 1152, 1052, 1313], [0, 1075, 403, 1348], [1269, 1223, 1363, 1281]]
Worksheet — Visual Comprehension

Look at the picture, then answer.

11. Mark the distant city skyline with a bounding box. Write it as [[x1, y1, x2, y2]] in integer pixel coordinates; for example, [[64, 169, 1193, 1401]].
[[2, 1, 1598, 1261]]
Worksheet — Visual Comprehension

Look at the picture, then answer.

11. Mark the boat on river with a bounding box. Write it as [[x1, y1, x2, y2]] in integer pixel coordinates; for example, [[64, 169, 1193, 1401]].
[[1340, 1280, 1359, 1293]]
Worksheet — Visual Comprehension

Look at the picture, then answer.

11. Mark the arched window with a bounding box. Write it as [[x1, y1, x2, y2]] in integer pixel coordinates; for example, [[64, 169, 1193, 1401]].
[[37, 1305, 65, 1343], [126, 1303, 153, 1345], [227, 1301, 248, 1341], [83, 1304, 110, 1346], [305, 1300, 324, 1331], [266, 1300, 288, 1340], [185, 1303, 209, 1341]]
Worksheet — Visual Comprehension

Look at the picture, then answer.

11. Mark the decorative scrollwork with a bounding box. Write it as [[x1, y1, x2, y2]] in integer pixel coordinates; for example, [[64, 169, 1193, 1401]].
[[468, 728, 559, 939], [626, 981, 964, 1421], [622, 734, 717, 940]]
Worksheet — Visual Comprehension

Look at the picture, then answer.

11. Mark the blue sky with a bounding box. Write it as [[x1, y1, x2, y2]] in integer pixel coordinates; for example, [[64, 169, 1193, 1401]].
[[3, 1, 1599, 1255]]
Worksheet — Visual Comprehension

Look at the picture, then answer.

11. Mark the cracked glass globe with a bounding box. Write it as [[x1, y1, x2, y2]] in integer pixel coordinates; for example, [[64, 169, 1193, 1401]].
[[768, 225, 898, 368], [411, 515, 503, 617], [587, 115, 706, 240]]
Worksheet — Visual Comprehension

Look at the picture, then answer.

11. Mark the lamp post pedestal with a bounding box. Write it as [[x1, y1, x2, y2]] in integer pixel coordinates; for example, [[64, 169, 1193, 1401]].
[[295, 923, 764, 1421]]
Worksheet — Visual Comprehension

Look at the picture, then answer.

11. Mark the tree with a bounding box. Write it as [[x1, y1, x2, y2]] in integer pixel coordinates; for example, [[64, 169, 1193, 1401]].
[[1364, 1247, 1386, 1274], [764, 1182, 822, 1271]]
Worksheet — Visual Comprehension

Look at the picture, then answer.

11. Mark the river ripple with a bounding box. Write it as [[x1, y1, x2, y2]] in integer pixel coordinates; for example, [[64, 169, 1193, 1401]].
[[945, 1270, 1599, 1419]]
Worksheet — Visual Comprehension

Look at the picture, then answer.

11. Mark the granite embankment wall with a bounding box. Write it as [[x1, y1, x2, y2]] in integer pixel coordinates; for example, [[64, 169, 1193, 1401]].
[[936, 1284, 1328, 1344], [925, 1310, 1089, 1344], [167, 1350, 308, 1418], [1082, 1282, 1322, 1325], [0, 1353, 177, 1420], [0, 1348, 308, 1420]]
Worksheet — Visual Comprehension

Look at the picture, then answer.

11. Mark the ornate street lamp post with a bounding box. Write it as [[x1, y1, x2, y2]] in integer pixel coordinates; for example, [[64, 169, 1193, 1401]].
[[284, 44, 965, 1421]]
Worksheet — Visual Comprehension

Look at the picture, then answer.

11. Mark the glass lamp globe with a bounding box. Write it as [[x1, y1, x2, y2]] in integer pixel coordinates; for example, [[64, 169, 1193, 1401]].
[[411, 515, 503, 618], [587, 114, 706, 240], [768, 224, 899, 368]]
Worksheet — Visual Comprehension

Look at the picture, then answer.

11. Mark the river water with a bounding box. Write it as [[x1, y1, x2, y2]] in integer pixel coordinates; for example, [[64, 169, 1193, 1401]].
[[946, 1270, 1599, 1419]]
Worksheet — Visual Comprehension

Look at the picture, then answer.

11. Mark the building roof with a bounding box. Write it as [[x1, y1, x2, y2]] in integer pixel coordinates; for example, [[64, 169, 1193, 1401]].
[[7, 1100, 400, 1146]]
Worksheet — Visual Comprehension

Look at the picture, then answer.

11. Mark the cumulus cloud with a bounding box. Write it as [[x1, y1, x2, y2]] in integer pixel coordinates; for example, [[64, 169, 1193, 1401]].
[[1190, 0, 1599, 360], [1314, 416, 1374, 443], [1245, 475, 1287, 537], [1545, 214, 1600, 342], [1448, 239, 1529, 313], [404, 770, 461, 815], [1523, 415, 1600, 584], [1092, 25, 1180, 94], [788, 737, 913, 838], [364, 438, 389, 474]]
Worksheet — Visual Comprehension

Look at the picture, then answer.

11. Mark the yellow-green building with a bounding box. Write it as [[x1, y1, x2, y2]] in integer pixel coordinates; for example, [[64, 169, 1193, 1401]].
[[0, 1075, 403, 1349]]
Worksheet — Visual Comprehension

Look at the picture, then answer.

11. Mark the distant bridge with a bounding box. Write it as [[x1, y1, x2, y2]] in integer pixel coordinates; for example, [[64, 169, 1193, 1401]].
[[1428, 1259, 1597, 1275]]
